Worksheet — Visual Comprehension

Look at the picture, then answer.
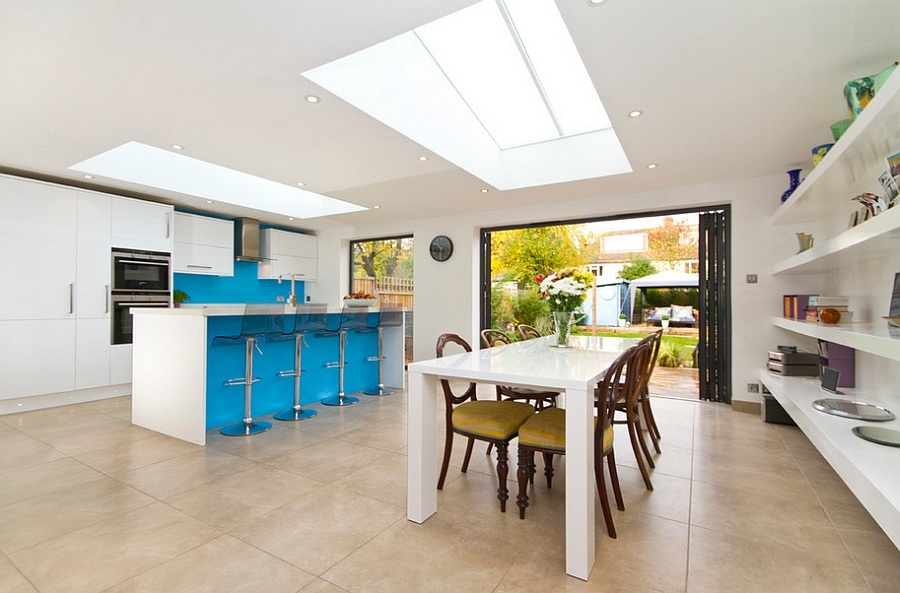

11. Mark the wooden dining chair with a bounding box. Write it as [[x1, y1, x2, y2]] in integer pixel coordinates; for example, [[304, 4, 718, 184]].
[[514, 344, 647, 538], [479, 329, 559, 411], [436, 333, 535, 513], [612, 332, 658, 490], [636, 329, 663, 452], [516, 324, 543, 341]]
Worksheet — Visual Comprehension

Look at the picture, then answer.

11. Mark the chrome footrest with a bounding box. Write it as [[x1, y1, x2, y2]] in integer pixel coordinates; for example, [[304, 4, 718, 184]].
[[366, 356, 380, 362], [223, 377, 261, 386]]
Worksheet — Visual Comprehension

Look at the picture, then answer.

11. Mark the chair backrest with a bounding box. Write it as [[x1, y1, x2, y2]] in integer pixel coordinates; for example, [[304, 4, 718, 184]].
[[517, 324, 542, 341], [480, 328, 511, 348], [241, 303, 287, 337], [436, 333, 477, 406], [634, 329, 663, 389], [292, 303, 328, 334], [596, 343, 650, 447]]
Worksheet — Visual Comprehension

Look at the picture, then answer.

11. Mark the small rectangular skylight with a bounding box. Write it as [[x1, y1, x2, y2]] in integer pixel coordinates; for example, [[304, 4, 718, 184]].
[[303, 0, 630, 190], [69, 142, 366, 219]]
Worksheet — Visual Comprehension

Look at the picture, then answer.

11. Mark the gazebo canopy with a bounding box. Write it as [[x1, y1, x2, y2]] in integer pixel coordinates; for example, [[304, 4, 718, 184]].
[[628, 270, 699, 318]]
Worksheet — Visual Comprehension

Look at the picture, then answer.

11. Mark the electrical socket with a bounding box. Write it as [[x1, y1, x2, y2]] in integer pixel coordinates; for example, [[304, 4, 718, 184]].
[[746, 274, 758, 284], [747, 383, 760, 393]]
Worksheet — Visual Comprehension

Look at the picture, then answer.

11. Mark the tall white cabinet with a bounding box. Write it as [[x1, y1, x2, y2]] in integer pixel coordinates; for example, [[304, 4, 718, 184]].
[[0, 174, 174, 407], [764, 68, 900, 547]]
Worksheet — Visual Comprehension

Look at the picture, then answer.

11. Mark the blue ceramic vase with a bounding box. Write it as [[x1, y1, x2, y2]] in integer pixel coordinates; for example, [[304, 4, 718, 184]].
[[781, 169, 802, 203]]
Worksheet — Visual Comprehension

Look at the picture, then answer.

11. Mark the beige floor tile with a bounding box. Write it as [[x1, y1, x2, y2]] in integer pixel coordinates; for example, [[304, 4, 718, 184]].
[[103, 534, 315, 593], [9, 502, 219, 593], [165, 464, 323, 531], [233, 484, 405, 575], [687, 525, 871, 593], [299, 578, 352, 593], [0, 554, 37, 593], [336, 417, 410, 452], [0, 477, 154, 553], [266, 437, 391, 484], [77, 395, 133, 422], [0, 457, 105, 506], [205, 420, 329, 462], [0, 427, 67, 473], [331, 451, 408, 507], [322, 516, 521, 593], [16, 417, 157, 457], [615, 465, 692, 525], [116, 448, 256, 499], [75, 432, 201, 475], [837, 527, 900, 593]]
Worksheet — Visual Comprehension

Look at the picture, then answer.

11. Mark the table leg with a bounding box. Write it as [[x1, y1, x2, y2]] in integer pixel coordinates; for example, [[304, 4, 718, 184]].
[[565, 385, 595, 580], [407, 369, 437, 523]]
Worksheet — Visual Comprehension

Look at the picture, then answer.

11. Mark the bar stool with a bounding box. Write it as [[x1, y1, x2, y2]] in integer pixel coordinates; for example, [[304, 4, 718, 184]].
[[364, 305, 403, 396], [212, 303, 285, 436], [321, 304, 369, 406], [271, 303, 327, 421]]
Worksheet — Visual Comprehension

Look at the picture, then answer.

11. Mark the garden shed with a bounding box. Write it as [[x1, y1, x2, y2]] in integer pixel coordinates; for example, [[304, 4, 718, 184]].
[[581, 278, 631, 326]]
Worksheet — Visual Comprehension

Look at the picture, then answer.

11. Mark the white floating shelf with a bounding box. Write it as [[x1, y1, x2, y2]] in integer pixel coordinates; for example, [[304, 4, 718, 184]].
[[772, 317, 900, 361]]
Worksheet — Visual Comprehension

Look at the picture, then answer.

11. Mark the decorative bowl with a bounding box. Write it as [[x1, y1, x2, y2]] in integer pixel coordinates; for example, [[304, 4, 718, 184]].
[[344, 299, 377, 307], [811, 143, 834, 167]]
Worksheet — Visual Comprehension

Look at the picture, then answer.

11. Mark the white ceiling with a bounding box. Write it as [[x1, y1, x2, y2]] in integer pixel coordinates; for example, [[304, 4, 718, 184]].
[[2, 0, 899, 232]]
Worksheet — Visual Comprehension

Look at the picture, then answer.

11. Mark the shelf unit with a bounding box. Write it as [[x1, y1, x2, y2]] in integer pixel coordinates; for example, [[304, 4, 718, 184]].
[[758, 369, 900, 548], [770, 67, 900, 225], [772, 317, 900, 361]]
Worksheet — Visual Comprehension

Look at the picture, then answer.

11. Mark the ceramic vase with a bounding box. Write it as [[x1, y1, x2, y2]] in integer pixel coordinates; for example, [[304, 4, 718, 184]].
[[552, 311, 573, 348], [781, 169, 802, 203]]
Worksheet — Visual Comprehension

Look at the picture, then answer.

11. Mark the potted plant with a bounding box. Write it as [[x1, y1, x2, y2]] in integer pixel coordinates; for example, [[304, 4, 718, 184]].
[[618, 313, 627, 327], [173, 290, 190, 308], [660, 313, 670, 330]]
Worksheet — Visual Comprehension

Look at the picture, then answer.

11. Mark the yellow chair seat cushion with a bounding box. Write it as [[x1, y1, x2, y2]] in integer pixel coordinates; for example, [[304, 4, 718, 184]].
[[453, 401, 534, 440], [518, 408, 614, 452]]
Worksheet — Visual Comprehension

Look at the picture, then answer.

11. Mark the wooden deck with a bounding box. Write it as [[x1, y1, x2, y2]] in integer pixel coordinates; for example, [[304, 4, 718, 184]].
[[649, 366, 699, 399]]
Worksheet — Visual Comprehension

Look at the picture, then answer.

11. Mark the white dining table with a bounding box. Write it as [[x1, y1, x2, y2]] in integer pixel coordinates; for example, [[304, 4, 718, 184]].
[[406, 334, 640, 580]]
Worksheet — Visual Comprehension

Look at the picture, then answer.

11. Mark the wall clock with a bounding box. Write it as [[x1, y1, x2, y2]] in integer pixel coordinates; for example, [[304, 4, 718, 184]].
[[429, 235, 453, 262]]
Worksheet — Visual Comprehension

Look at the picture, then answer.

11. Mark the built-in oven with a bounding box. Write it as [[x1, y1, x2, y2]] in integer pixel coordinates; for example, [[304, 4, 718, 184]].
[[112, 249, 171, 293], [111, 293, 171, 345]]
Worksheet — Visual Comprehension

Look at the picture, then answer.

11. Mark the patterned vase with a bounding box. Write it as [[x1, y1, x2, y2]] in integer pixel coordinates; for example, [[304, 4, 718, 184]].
[[781, 169, 802, 203]]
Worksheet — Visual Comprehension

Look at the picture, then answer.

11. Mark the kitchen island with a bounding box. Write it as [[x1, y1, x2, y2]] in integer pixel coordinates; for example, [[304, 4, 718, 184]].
[[131, 304, 405, 445]]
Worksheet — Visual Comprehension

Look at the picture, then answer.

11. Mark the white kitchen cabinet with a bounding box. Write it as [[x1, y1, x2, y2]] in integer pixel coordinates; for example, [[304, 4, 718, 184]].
[[76, 318, 111, 390], [110, 344, 133, 386], [111, 197, 174, 253], [76, 192, 112, 319], [173, 212, 234, 276], [257, 228, 317, 280], [0, 319, 76, 399], [0, 176, 77, 321]]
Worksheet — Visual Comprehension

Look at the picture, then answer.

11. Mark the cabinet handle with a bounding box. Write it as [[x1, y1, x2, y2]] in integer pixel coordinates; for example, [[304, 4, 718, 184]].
[[187, 264, 213, 269], [69, 283, 74, 315], [105, 285, 110, 314], [165, 212, 171, 238]]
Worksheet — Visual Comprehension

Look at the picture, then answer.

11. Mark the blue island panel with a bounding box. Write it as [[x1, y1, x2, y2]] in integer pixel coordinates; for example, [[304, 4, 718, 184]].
[[204, 313, 379, 430]]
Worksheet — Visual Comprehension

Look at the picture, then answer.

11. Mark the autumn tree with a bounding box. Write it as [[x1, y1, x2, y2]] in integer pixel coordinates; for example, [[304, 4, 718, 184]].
[[492, 225, 586, 286], [618, 256, 657, 280], [647, 216, 697, 270]]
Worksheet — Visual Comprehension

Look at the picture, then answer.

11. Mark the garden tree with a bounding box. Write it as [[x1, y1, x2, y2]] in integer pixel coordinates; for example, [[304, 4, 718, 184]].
[[353, 238, 413, 279], [492, 225, 587, 285], [618, 255, 657, 280], [579, 230, 605, 263], [647, 216, 697, 270]]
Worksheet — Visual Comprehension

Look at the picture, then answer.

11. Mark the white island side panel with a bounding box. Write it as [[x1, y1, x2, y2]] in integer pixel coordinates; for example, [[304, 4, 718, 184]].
[[132, 310, 208, 445]]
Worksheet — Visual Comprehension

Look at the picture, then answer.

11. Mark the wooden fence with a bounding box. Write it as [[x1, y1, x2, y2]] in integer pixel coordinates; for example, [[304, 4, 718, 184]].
[[352, 276, 414, 309]]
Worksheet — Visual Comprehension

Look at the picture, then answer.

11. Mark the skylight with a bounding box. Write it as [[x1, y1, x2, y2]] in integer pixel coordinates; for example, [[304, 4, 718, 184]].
[[69, 142, 366, 220], [303, 0, 630, 190]]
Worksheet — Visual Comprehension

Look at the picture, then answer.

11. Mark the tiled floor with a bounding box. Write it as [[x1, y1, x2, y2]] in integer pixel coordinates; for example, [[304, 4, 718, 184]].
[[1, 390, 899, 593]]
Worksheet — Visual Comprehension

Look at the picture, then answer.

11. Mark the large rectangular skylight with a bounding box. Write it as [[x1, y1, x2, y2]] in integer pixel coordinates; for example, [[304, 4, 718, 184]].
[[70, 141, 366, 219], [303, 0, 630, 190]]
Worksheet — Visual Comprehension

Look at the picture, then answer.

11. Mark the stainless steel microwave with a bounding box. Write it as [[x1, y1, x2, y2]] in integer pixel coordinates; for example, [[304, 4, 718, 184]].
[[111, 249, 171, 293]]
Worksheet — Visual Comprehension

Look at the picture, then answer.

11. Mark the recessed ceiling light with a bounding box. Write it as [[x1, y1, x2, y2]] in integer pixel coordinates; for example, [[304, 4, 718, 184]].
[[373, 205, 381, 209], [296, 182, 305, 187], [587, 0, 609, 5], [171, 144, 184, 150], [481, 188, 490, 193], [205, 199, 213, 204], [305, 95, 320, 103], [418, 156, 428, 161], [647, 163, 657, 169], [83, 174, 94, 179], [628, 110, 642, 118], [288, 217, 295, 221]]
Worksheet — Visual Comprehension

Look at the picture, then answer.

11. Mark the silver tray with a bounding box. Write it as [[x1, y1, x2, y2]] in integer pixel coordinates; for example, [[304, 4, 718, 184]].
[[812, 398, 895, 422], [852, 426, 900, 447]]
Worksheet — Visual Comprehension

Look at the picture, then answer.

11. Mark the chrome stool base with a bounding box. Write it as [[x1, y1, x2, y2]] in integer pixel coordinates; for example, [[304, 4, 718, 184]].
[[220, 419, 272, 437], [364, 385, 396, 396], [321, 394, 359, 407], [273, 407, 318, 421]]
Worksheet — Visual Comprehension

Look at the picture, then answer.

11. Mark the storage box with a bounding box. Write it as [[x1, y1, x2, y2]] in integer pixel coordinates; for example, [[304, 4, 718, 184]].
[[761, 394, 796, 425]]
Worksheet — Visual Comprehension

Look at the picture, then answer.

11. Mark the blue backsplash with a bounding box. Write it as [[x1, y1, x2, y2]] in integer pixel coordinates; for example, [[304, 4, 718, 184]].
[[174, 261, 303, 304]]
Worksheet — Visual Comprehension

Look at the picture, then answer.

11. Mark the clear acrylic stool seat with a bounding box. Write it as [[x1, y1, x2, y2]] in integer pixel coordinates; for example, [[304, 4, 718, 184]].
[[321, 305, 368, 406], [271, 303, 327, 421], [364, 305, 403, 396]]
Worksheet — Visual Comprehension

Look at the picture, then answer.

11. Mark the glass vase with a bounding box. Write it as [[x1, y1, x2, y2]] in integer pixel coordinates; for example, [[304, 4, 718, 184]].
[[552, 311, 573, 348]]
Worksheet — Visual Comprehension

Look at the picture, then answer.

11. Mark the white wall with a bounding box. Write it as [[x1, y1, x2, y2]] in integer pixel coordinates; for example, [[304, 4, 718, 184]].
[[313, 173, 811, 405]]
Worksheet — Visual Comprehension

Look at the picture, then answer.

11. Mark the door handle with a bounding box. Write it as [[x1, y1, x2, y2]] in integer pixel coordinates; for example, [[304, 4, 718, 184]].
[[105, 285, 110, 314], [68, 283, 74, 315]]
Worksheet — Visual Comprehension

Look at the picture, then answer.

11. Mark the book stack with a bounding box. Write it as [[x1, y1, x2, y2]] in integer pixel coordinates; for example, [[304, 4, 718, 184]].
[[782, 294, 814, 319], [814, 296, 853, 324]]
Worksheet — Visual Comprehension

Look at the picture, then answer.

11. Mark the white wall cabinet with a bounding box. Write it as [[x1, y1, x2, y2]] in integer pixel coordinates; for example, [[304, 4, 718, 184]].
[[173, 212, 234, 276], [257, 228, 317, 281], [111, 197, 173, 253]]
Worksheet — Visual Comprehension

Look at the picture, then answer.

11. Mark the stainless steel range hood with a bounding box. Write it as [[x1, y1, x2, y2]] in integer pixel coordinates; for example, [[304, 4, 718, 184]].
[[233, 217, 262, 262]]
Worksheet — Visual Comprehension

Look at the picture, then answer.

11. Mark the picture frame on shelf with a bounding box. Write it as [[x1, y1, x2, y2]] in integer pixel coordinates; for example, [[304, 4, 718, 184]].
[[848, 210, 860, 229], [885, 272, 900, 328], [887, 150, 900, 178], [878, 169, 900, 208]]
